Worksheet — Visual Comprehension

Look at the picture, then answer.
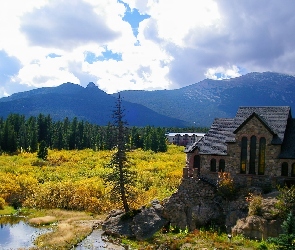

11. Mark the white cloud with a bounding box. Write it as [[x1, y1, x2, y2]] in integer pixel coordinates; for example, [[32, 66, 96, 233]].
[[20, 0, 120, 50], [205, 65, 241, 80], [0, 0, 295, 97]]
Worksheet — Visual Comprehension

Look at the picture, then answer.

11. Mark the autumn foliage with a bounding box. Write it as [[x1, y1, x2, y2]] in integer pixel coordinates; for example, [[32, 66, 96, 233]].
[[0, 145, 184, 213]]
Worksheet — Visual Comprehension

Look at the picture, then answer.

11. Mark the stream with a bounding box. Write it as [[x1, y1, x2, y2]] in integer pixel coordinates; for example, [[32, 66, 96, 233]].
[[0, 216, 51, 249], [75, 229, 125, 249], [0, 216, 124, 249]]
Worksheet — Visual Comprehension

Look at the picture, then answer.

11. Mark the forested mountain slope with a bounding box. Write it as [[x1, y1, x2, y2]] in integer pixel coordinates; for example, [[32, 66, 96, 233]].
[[1, 72, 295, 127], [0, 82, 187, 127], [118, 72, 295, 127]]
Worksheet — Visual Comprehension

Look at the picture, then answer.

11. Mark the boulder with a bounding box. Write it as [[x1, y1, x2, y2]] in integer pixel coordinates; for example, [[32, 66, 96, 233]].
[[102, 200, 167, 240], [232, 215, 282, 239], [102, 209, 134, 238], [132, 202, 167, 240]]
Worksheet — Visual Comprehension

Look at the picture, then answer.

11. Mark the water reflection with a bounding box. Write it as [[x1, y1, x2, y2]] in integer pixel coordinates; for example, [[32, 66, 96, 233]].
[[0, 216, 50, 249], [75, 230, 125, 250], [0, 216, 124, 249]]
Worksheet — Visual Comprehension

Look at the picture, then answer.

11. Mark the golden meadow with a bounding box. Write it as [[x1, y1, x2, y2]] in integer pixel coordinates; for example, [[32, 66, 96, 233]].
[[0, 145, 184, 213]]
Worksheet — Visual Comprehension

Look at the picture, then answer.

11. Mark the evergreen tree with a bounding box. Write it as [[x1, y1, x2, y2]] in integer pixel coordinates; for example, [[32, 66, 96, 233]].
[[1, 120, 17, 153], [143, 126, 152, 150], [52, 121, 64, 150], [18, 122, 29, 152], [157, 127, 167, 152], [37, 114, 52, 147], [130, 126, 143, 149], [268, 212, 295, 249], [69, 117, 78, 149], [150, 127, 159, 152], [37, 140, 48, 160], [104, 122, 115, 150], [104, 94, 136, 212], [27, 117, 38, 152]]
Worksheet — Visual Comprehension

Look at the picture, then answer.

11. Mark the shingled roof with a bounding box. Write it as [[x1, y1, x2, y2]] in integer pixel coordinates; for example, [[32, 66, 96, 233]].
[[279, 118, 295, 159], [185, 106, 291, 155], [234, 106, 290, 144], [185, 118, 235, 155]]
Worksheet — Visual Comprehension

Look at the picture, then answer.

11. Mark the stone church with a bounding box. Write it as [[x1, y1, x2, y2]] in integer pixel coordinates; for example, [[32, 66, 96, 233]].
[[184, 106, 295, 187]]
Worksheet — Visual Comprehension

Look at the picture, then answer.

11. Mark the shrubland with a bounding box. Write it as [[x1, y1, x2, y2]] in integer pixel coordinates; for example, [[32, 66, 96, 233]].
[[0, 145, 184, 213]]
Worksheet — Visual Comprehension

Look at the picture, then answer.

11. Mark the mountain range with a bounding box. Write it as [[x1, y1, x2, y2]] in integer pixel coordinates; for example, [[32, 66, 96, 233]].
[[0, 72, 295, 127]]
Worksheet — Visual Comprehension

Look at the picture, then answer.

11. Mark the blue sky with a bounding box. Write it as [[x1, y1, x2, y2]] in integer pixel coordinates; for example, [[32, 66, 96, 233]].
[[0, 0, 295, 97]]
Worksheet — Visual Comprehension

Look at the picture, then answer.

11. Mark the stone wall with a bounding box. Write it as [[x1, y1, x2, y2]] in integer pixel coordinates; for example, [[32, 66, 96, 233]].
[[163, 177, 282, 239], [163, 178, 223, 231], [185, 115, 295, 186]]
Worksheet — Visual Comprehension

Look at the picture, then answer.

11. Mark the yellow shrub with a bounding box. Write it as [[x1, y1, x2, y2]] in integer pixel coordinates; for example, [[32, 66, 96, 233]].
[[0, 197, 5, 209], [0, 145, 185, 212]]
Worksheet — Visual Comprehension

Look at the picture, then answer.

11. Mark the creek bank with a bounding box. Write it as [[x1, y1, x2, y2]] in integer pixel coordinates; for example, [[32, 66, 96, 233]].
[[103, 178, 283, 241], [0, 217, 52, 249]]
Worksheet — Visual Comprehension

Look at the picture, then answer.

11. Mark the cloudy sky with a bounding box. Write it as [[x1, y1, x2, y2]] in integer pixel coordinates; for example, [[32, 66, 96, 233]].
[[0, 0, 295, 98]]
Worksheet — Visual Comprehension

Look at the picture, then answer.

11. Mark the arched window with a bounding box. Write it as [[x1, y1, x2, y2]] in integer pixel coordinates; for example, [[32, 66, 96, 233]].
[[219, 159, 225, 172], [249, 135, 256, 174], [210, 158, 216, 172], [258, 137, 266, 175], [193, 155, 201, 176], [292, 163, 295, 177], [240, 137, 247, 174], [282, 162, 288, 176]]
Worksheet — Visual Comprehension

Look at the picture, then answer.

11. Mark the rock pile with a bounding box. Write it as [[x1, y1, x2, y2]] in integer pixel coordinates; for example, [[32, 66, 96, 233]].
[[103, 179, 283, 240]]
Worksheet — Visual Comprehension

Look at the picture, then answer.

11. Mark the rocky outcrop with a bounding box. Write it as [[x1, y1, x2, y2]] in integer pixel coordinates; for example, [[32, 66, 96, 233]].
[[231, 194, 282, 239], [162, 178, 282, 240], [232, 215, 282, 239], [163, 178, 223, 231], [103, 180, 282, 241], [102, 200, 167, 240]]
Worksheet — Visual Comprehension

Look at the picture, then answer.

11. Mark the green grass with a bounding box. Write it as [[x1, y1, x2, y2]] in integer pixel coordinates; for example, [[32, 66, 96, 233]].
[[0, 205, 17, 215], [120, 229, 277, 249]]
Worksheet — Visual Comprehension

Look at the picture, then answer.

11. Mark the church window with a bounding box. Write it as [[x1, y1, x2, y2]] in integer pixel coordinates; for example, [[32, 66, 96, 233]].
[[258, 137, 266, 175], [210, 158, 216, 172], [193, 155, 201, 176], [282, 162, 288, 176], [219, 159, 225, 172], [249, 136, 256, 174], [240, 137, 247, 174]]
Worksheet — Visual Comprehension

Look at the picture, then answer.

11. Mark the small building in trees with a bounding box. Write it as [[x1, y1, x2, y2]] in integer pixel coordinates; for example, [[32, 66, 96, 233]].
[[166, 132, 205, 146], [184, 106, 295, 187]]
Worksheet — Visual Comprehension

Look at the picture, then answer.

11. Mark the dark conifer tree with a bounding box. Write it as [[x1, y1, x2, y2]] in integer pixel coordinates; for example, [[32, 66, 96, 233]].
[[27, 117, 38, 152], [69, 117, 78, 149], [130, 126, 143, 149], [104, 94, 136, 213], [157, 127, 167, 152], [1, 120, 17, 153], [37, 140, 48, 160], [143, 126, 152, 151]]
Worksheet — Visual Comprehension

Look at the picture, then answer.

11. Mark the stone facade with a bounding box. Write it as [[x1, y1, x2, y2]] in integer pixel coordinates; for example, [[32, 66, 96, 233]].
[[184, 106, 295, 188]]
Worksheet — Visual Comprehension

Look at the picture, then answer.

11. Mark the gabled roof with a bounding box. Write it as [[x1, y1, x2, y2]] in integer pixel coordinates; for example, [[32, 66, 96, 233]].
[[185, 118, 235, 155], [185, 106, 292, 155], [234, 112, 276, 133], [234, 106, 290, 144]]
